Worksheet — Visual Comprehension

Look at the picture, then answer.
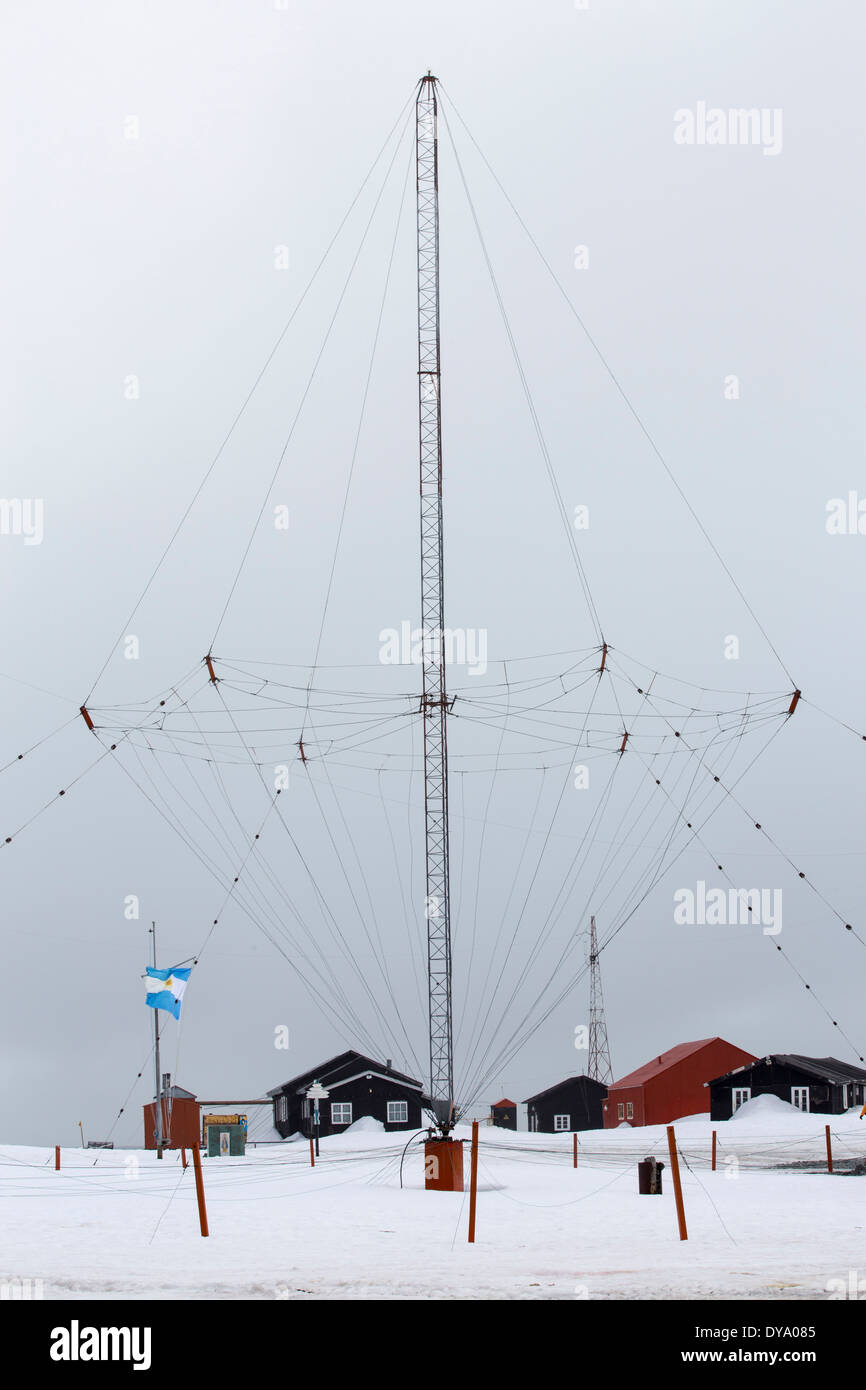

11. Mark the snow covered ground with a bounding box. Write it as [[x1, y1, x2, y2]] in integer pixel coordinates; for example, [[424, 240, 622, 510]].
[[3, 1101, 866, 1300]]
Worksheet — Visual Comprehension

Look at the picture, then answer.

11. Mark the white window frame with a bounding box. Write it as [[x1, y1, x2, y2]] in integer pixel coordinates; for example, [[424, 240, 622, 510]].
[[732, 1087, 751, 1112], [626, 1101, 634, 1120], [331, 1102, 352, 1126], [276, 1096, 288, 1123], [386, 1100, 408, 1124], [791, 1086, 809, 1112], [617, 1102, 625, 1120], [553, 1113, 570, 1132]]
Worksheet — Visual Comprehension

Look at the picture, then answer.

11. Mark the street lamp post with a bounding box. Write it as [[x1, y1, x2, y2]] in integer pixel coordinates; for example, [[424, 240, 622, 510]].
[[306, 1082, 329, 1158]]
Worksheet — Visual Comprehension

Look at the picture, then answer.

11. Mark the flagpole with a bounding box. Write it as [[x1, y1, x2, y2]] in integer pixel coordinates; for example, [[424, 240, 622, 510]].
[[151, 921, 164, 1160]]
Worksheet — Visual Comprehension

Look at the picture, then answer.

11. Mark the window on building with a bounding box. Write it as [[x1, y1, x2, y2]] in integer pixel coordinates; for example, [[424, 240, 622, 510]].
[[732, 1088, 751, 1112], [791, 1087, 809, 1112], [387, 1100, 408, 1124], [276, 1096, 287, 1123], [331, 1102, 352, 1125], [553, 1114, 570, 1131], [626, 1102, 634, 1120], [617, 1103, 625, 1120]]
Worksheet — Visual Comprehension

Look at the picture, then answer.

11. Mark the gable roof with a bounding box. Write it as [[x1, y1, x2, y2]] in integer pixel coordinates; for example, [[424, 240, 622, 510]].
[[709, 1054, 866, 1087], [491, 1098, 517, 1108], [322, 1068, 423, 1095], [610, 1038, 726, 1089], [523, 1075, 607, 1105], [268, 1050, 422, 1097]]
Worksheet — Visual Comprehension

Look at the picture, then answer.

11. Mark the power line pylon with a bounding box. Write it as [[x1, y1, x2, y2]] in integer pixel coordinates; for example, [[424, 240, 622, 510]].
[[416, 73, 455, 1136], [587, 915, 613, 1084]]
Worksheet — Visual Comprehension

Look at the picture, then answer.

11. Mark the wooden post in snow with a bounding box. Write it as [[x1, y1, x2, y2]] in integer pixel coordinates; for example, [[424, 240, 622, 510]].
[[190, 1143, 209, 1238], [55, 1146, 60, 1171], [573, 1133, 578, 1169], [309, 1136, 315, 1168], [468, 1121, 479, 1243], [666, 1126, 688, 1241], [711, 1130, 717, 1172], [825, 1125, 833, 1174]]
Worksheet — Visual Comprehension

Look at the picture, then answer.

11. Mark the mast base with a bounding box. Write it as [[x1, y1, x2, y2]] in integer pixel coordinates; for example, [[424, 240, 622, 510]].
[[424, 1138, 464, 1192]]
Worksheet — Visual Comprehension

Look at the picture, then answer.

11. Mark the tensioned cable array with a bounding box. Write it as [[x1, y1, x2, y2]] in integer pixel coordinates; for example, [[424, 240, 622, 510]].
[[4, 77, 863, 1132], [73, 646, 866, 1110]]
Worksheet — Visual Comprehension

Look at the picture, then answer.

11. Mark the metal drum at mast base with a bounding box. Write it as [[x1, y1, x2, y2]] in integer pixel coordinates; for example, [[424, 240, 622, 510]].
[[424, 1138, 464, 1191]]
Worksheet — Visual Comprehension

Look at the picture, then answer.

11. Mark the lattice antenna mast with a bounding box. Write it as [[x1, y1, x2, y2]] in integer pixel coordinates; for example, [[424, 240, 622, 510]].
[[588, 915, 613, 1084], [416, 73, 455, 1135]]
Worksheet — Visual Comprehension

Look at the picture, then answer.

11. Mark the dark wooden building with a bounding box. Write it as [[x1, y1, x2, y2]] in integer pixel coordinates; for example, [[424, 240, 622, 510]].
[[268, 1051, 425, 1138], [490, 1098, 517, 1130], [708, 1054, 866, 1121], [524, 1076, 606, 1133], [603, 1037, 756, 1128]]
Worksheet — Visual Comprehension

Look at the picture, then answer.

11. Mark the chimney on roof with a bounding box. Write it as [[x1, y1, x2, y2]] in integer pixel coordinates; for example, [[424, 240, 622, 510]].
[[386, 1059, 392, 1069]]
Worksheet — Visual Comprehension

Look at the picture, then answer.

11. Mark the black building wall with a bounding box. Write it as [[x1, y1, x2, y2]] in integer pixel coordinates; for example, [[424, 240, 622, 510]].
[[709, 1059, 860, 1122], [490, 1104, 517, 1130], [526, 1077, 607, 1133], [274, 1073, 423, 1138]]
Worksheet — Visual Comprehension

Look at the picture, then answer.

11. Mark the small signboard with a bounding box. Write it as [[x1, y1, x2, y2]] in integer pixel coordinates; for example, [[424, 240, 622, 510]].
[[206, 1122, 246, 1157]]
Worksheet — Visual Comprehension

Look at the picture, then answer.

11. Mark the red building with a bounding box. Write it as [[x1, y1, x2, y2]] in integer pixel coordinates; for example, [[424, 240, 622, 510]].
[[143, 1085, 200, 1150], [602, 1038, 756, 1129]]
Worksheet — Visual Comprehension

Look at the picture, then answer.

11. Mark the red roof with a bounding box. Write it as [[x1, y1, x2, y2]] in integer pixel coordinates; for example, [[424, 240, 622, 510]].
[[491, 1098, 516, 1108], [610, 1039, 721, 1089]]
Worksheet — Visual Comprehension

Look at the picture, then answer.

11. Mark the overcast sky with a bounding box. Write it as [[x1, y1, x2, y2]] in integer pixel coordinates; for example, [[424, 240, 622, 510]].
[[3, 0, 865, 1144]]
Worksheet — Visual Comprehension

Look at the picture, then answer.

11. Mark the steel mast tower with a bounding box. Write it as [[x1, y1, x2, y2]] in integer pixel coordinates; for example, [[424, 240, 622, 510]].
[[416, 73, 455, 1135], [587, 915, 614, 1084]]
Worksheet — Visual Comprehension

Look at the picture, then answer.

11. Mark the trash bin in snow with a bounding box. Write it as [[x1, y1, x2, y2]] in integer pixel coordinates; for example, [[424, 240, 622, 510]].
[[638, 1156, 664, 1194]]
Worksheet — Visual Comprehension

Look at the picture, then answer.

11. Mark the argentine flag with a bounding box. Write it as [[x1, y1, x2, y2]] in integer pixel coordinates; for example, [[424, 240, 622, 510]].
[[145, 965, 192, 1020]]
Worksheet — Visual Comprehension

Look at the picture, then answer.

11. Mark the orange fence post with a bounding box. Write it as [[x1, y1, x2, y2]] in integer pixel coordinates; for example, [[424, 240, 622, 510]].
[[190, 1143, 209, 1238], [55, 1146, 60, 1171], [825, 1125, 833, 1174], [711, 1130, 716, 1172], [666, 1126, 688, 1241], [181, 1147, 188, 1170], [309, 1136, 315, 1168], [573, 1133, 578, 1169], [468, 1122, 479, 1244]]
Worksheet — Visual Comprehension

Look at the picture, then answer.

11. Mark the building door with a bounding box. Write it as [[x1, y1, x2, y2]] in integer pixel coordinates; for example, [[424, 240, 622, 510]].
[[732, 1088, 751, 1112], [791, 1086, 809, 1112]]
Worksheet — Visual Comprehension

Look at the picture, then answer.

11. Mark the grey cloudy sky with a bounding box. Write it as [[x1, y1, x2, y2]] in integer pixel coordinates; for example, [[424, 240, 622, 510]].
[[2, 0, 865, 1144]]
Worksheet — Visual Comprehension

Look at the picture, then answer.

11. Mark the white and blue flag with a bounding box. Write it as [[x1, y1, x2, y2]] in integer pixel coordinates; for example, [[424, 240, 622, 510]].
[[145, 965, 192, 1020]]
